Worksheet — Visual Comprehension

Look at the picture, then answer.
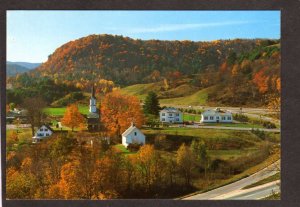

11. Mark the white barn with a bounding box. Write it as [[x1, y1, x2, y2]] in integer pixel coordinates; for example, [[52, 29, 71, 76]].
[[32, 124, 54, 143], [159, 107, 183, 123], [200, 108, 233, 123], [122, 123, 146, 148]]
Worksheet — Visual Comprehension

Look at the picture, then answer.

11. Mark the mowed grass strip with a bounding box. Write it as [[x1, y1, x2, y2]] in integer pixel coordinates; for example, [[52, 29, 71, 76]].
[[242, 172, 280, 189], [44, 105, 89, 116]]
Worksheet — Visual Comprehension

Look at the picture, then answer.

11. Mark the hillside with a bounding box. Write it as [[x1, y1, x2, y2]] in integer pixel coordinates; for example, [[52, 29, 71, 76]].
[[7, 35, 280, 107], [121, 43, 280, 107], [22, 34, 276, 88]]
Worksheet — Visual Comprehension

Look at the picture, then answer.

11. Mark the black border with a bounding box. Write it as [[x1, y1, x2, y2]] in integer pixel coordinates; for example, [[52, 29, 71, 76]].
[[1, 0, 300, 207]]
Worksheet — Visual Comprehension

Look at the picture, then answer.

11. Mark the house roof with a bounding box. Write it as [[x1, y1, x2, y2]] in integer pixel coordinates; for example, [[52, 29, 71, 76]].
[[122, 124, 144, 137], [160, 107, 181, 113], [202, 109, 232, 116], [41, 124, 54, 132]]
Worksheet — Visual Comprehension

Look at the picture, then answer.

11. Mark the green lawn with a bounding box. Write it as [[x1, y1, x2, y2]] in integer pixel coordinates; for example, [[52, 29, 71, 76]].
[[114, 144, 137, 155], [44, 105, 89, 116], [243, 172, 280, 189], [183, 114, 200, 122]]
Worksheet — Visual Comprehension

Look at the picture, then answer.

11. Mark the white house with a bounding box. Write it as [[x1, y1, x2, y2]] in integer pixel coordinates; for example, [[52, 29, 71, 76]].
[[200, 108, 233, 123], [122, 123, 145, 148], [159, 107, 183, 123], [32, 124, 54, 143]]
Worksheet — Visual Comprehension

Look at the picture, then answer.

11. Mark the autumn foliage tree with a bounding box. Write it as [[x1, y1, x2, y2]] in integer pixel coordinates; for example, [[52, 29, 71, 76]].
[[61, 104, 85, 131], [176, 143, 196, 186], [101, 91, 144, 137]]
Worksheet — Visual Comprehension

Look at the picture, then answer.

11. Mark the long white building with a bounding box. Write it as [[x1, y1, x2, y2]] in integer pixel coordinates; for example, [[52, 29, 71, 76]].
[[200, 108, 233, 123]]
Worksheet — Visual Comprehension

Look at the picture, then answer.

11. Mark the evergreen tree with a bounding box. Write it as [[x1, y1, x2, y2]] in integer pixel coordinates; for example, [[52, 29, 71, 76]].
[[143, 91, 160, 116]]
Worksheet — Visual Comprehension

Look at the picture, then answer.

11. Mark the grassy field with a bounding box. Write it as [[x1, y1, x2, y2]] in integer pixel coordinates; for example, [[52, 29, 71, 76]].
[[44, 105, 89, 116], [159, 87, 214, 106], [202, 122, 264, 128], [120, 83, 158, 100], [142, 127, 261, 142], [243, 172, 280, 189]]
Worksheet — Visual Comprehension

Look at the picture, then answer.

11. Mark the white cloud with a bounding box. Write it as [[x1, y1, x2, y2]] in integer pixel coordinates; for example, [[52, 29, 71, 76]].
[[110, 21, 253, 34]]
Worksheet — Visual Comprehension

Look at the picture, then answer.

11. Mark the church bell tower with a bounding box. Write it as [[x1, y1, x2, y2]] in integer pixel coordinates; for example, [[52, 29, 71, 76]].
[[89, 85, 97, 113]]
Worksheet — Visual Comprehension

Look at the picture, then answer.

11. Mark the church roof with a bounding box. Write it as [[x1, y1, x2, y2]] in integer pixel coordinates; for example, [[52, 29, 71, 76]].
[[122, 123, 144, 137], [87, 111, 100, 119]]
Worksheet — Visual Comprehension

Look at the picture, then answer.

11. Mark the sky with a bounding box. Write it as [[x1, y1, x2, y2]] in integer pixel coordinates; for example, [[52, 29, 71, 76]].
[[7, 11, 280, 63]]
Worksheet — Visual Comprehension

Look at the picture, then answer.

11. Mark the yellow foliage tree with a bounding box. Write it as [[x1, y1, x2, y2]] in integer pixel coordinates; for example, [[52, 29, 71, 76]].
[[61, 104, 85, 131], [101, 91, 144, 137]]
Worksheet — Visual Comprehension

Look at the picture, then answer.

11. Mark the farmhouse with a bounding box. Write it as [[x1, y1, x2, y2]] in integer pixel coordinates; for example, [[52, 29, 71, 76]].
[[122, 122, 145, 148], [159, 107, 183, 123], [32, 124, 54, 143], [200, 108, 233, 123], [87, 86, 101, 132]]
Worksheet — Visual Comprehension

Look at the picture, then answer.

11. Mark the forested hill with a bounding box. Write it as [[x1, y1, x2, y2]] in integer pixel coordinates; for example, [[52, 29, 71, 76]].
[[25, 34, 277, 87]]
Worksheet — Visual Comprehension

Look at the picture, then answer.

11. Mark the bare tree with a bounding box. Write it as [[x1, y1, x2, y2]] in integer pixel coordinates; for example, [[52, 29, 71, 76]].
[[22, 97, 46, 136]]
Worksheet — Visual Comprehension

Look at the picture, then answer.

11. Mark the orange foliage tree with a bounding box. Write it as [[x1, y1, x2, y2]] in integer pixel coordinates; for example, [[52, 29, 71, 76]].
[[101, 91, 144, 137], [61, 104, 85, 131]]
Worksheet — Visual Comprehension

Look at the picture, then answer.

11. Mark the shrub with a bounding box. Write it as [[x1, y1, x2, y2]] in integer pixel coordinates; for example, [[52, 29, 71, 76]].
[[251, 128, 266, 140], [262, 121, 276, 129], [233, 113, 249, 122], [127, 143, 142, 152]]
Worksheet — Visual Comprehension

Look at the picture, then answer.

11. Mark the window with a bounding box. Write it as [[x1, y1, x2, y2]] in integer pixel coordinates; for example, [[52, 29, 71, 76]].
[[210, 116, 214, 120], [227, 116, 232, 120], [222, 116, 226, 120], [204, 116, 208, 120], [46, 133, 49, 136], [40, 128, 43, 132], [162, 118, 165, 121], [134, 132, 137, 136], [176, 118, 179, 121], [45, 129, 48, 131], [176, 113, 179, 116], [162, 113, 165, 116], [169, 113, 173, 117], [216, 116, 219, 120]]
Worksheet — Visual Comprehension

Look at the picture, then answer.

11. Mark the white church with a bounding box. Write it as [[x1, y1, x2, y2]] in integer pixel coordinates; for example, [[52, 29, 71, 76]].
[[122, 122, 145, 148]]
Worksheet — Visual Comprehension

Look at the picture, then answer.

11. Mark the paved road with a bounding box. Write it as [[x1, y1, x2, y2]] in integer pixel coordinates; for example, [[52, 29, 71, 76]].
[[214, 180, 280, 200], [183, 160, 280, 200], [6, 124, 31, 130]]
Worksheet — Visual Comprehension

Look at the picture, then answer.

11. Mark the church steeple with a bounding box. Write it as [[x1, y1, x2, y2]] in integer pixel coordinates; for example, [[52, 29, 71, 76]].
[[89, 85, 97, 113], [91, 85, 96, 99]]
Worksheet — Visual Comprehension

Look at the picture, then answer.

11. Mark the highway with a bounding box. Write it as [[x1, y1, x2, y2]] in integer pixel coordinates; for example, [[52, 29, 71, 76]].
[[183, 160, 280, 200], [214, 181, 280, 200]]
